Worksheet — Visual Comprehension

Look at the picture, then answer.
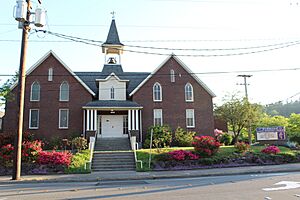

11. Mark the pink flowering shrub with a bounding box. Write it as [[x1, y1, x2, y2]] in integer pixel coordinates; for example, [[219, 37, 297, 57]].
[[235, 142, 250, 153], [0, 144, 14, 164], [0, 140, 43, 164], [261, 146, 281, 155], [37, 151, 72, 167], [22, 140, 43, 162], [168, 150, 199, 161], [192, 136, 221, 157]]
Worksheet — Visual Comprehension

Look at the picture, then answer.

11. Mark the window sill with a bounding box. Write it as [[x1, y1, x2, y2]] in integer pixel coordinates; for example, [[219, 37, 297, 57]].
[[186, 126, 195, 128], [59, 127, 69, 129], [29, 127, 39, 129]]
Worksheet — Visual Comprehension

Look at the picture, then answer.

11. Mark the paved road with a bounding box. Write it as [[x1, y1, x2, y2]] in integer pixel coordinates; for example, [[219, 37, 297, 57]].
[[1, 172, 300, 200]]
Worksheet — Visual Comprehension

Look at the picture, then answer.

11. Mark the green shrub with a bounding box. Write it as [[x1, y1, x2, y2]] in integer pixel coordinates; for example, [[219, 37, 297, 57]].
[[174, 127, 196, 147], [144, 125, 172, 150], [65, 149, 91, 173], [288, 132, 300, 145], [218, 133, 233, 146], [72, 137, 87, 152]]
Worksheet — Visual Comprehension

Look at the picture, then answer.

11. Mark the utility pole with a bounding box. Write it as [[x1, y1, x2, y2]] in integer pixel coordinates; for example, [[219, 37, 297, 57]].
[[237, 75, 252, 99], [12, 0, 31, 181], [237, 74, 252, 145], [12, 0, 45, 180]]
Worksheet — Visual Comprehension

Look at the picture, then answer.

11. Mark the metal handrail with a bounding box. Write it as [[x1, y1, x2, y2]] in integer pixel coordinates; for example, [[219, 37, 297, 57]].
[[129, 132, 143, 169]]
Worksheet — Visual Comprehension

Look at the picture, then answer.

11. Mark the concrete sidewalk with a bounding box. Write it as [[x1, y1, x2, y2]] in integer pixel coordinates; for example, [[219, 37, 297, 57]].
[[1, 163, 300, 184]]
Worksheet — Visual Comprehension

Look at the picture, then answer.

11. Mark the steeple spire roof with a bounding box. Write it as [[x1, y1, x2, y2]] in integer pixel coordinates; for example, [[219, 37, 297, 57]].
[[103, 19, 123, 46]]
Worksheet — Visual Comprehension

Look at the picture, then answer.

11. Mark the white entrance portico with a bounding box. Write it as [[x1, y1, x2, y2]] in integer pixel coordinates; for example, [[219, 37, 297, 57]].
[[82, 100, 143, 141]]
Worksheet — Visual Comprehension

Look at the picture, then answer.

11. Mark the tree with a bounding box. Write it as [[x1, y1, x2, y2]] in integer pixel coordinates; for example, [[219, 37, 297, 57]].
[[0, 74, 18, 106], [214, 95, 262, 144], [287, 113, 300, 144]]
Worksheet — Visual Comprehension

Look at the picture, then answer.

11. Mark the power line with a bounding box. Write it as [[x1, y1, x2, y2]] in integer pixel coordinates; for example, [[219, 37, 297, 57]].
[[1, 66, 300, 78], [33, 30, 300, 57]]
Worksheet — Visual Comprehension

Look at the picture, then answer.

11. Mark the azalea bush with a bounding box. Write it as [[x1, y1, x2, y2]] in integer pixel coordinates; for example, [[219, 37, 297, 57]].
[[168, 150, 199, 161], [234, 142, 250, 153], [0, 144, 14, 165], [0, 140, 43, 164], [37, 151, 72, 167], [192, 136, 221, 157], [261, 146, 281, 155], [218, 133, 233, 146], [22, 140, 43, 162]]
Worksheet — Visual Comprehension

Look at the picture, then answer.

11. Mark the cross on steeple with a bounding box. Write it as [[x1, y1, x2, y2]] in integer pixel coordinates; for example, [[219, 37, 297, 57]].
[[110, 11, 116, 19]]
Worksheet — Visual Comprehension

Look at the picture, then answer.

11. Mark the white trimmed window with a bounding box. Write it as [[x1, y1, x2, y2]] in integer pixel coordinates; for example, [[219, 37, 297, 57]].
[[48, 68, 53, 81], [170, 69, 175, 82], [30, 81, 40, 101], [110, 86, 115, 99], [185, 83, 194, 102], [60, 81, 69, 101], [29, 109, 39, 129], [59, 109, 69, 129], [186, 109, 195, 128], [153, 109, 163, 126], [153, 82, 162, 102]]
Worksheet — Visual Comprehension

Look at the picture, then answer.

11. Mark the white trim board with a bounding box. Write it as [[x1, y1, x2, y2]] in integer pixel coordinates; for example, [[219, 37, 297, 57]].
[[10, 50, 95, 96], [129, 54, 216, 97]]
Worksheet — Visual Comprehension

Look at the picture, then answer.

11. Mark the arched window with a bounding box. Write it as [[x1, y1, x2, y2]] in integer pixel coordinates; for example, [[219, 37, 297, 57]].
[[170, 69, 175, 82], [60, 81, 69, 101], [153, 82, 162, 101], [110, 86, 115, 99], [185, 83, 194, 102], [30, 81, 40, 101]]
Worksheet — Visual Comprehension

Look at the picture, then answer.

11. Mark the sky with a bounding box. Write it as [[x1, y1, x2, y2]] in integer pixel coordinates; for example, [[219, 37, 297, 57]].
[[1, 0, 300, 107]]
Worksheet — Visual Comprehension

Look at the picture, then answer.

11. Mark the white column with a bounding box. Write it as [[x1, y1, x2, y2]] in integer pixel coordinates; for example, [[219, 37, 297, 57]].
[[128, 110, 131, 131], [135, 110, 139, 130], [139, 110, 142, 142], [87, 109, 90, 131], [94, 110, 97, 131], [132, 110, 136, 130], [91, 110, 94, 131], [83, 110, 86, 134]]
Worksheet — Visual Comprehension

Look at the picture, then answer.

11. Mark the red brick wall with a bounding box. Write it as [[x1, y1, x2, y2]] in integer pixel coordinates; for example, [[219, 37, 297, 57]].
[[132, 57, 215, 141], [3, 53, 93, 140]]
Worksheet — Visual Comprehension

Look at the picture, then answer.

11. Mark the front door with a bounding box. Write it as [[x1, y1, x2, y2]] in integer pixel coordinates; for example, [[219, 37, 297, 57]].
[[101, 115, 124, 137]]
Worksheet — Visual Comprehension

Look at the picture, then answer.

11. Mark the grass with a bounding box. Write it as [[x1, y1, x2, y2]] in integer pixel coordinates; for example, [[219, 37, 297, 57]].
[[136, 145, 297, 171]]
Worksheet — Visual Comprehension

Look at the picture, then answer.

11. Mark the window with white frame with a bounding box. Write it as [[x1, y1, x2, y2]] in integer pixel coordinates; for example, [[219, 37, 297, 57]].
[[186, 109, 195, 128], [185, 83, 194, 102], [29, 109, 39, 129], [30, 81, 40, 101], [48, 68, 53, 81], [170, 69, 175, 82], [110, 86, 115, 99], [60, 81, 69, 101], [59, 109, 69, 129], [153, 109, 163, 126], [153, 82, 162, 101]]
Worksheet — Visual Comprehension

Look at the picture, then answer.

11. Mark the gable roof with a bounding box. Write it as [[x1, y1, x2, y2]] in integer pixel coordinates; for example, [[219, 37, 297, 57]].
[[129, 54, 216, 97], [75, 71, 150, 97], [11, 51, 95, 96], [102, 19, 123, 46]]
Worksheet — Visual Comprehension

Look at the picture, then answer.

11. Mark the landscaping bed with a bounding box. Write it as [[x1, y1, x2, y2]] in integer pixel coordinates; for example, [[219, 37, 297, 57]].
[[136, 144, 300, 171], [0, 135, 91, 176]]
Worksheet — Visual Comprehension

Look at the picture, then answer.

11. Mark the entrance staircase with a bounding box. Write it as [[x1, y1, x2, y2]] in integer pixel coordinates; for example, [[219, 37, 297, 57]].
[[92, 137, 136, 171]]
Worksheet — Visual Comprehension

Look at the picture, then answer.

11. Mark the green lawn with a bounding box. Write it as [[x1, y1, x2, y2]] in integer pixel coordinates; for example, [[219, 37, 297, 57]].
[[136, 145, 295, 171]]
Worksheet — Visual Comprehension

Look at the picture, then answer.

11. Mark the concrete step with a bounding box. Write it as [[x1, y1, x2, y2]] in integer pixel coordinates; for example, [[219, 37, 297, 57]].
[[91, 168, 135, 172]]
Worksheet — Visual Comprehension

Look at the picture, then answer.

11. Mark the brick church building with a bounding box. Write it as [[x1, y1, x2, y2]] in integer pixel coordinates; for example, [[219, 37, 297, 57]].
[[3, 19, 215, 144]]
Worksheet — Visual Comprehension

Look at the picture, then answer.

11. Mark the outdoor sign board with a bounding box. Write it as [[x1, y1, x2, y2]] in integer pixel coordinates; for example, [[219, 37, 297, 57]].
[[256, 126, 286, 141]]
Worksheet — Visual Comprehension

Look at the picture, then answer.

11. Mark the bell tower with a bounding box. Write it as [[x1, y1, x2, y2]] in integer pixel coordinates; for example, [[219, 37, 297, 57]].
[[102, 14, 124, 65]]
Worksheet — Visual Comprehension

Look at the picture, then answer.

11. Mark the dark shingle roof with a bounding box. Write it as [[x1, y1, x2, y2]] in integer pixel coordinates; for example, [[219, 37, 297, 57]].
[[74, 70, 150, 97], [84, 100, 142, 108], [103, 19, 123, 46]]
